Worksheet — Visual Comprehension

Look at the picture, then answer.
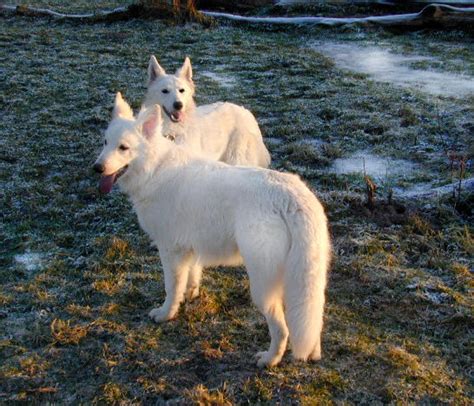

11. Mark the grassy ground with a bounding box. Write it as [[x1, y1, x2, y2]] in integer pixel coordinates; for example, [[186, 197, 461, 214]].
[[1, 1, 473, 403]]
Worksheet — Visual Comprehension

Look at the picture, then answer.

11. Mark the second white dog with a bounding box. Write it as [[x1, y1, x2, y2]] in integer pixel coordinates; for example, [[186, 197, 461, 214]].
[[144, 56, 271, 168], [94, 94, 330, 367]]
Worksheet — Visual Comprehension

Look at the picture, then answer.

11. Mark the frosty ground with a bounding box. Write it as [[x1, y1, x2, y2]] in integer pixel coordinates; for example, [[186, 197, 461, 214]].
[[1, 2, 473, 403]]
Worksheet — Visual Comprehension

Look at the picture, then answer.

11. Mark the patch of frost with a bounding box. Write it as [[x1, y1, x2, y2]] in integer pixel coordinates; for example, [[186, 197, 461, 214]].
[[312, 42, 474, 98], [406, 281, 450, 304], [297, 138, 324, 148], [200, 71, 237, 89], [394, 177, 474, 198], [424, 291, 450, 305], [330, 152, 415, 179], [265, 137, 284, 147], [15, 251, 44, 272]]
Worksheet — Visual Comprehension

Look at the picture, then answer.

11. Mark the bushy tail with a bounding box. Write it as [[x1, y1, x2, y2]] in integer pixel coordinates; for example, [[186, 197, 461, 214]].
[[283, 193, 331, 360]]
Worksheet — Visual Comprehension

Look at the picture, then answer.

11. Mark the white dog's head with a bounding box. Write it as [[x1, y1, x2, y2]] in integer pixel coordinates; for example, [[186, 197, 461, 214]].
[[145, 56, 195, 123], [93, 93, 163, 194]]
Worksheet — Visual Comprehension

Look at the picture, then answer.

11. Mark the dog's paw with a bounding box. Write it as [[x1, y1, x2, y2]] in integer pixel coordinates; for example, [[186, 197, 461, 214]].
[[308, 343, 321, 361], [148, 307, 173, 323], [309, 349, 321, 362], [185, 286, 199, 301], [255, 351, 280, 368]]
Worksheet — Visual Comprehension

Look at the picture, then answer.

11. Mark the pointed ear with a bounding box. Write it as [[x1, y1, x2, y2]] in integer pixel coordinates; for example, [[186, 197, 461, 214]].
[[148, 55, 166, 85], [137, 105, 162, 140], [113, 92, 134, 119], [176, 57, 192, 82]]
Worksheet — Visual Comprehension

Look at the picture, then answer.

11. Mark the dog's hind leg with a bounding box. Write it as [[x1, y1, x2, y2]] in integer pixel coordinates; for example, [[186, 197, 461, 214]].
[[238, 220, 290, 367], [149, 250, 193, 322], [247, 267, 288, 368], [254, 289, 288, 368], [185, 259, 202, 301]]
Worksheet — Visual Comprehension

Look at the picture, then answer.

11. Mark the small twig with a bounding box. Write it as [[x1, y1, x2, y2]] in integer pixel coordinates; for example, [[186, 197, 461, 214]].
[[448, 151, 456, 200], [456, 157, 467, 208], [385, 160, 393, 205], [362, 157, 376, 210], [447, 151, 468, 208], [365, 175, 377, 211]]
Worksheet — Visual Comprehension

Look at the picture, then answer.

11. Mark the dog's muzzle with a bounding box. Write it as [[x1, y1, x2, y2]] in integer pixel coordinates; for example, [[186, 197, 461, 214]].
[[97, 165, 128, 194], [163, 107, 184, 123]]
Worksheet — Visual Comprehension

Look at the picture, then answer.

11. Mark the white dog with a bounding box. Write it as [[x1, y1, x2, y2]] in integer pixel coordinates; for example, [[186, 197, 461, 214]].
[[144, 56, 271, 168], [93, 93, 330, 367]]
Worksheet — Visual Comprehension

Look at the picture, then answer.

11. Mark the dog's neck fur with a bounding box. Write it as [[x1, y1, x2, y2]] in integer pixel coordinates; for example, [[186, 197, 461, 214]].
[[118, 135, 193, 204]]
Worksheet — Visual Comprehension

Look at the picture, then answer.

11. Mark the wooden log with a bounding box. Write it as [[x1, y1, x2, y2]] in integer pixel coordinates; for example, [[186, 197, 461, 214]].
[[202, 4, 474, 26]]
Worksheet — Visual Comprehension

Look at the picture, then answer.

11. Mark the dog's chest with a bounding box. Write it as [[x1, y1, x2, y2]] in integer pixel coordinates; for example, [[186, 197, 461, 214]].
[[162, 121, 187, 142]]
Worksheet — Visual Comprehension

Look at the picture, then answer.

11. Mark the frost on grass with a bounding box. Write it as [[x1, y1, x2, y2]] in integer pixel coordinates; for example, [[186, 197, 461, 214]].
[[330, 151, 416, 179], [199, 70, 237, 89], [14, 252, 44, 272], [394, 177, 474, 199], [312, 42, 474, 98], [325, 152, 472, 200], [1, 3, 473, 404]]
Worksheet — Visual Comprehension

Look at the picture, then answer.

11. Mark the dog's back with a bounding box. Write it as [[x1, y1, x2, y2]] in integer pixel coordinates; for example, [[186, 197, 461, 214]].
[[188, 102, 270, 167]]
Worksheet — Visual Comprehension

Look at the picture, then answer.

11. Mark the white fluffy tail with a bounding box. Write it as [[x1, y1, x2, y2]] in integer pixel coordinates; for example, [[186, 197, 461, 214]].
[[283, 194, 331, 361]]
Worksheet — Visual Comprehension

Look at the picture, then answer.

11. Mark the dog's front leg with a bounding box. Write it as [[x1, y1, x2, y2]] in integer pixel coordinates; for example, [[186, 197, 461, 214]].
[[149, 250, 190, 323]]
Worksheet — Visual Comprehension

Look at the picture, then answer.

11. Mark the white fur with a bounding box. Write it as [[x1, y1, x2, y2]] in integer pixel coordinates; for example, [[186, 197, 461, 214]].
[[144, 56, 271, 168], [94, 96, 330, 367]]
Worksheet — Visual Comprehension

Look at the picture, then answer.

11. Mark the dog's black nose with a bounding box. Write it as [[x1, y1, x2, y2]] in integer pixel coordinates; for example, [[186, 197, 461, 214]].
[[93, 163, 105, 174], [173, 101, 183, 111]]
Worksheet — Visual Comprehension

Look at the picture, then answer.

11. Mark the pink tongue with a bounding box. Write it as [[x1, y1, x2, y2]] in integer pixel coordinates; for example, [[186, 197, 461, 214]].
[[99, 174, 116, 194], [172, 111, 183, 121]]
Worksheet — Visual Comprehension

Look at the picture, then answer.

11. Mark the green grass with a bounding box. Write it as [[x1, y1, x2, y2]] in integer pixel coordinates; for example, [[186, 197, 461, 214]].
[[1, 1, 473, 403]]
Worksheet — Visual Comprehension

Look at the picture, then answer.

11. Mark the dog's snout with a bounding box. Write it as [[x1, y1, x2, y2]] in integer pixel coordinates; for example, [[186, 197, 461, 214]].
[[93, 163, 105, 174], [173, 101, 183, 111]]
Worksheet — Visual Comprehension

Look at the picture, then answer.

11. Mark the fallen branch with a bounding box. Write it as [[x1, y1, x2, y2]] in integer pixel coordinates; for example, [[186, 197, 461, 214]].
[[0, 4, 131, 20], [202, 4, 474, 26]]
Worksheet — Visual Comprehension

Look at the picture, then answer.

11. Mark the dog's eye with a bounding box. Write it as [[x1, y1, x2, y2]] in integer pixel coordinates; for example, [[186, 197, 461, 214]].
[[179, 89, 185, 93], [119, 144, 129, 151], [162, 89, 169, 94]]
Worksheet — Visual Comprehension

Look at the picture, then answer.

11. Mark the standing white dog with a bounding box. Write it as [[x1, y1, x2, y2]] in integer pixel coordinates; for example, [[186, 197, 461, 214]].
[[144, 56, 271, 168], [93, 93, 330, 367]]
